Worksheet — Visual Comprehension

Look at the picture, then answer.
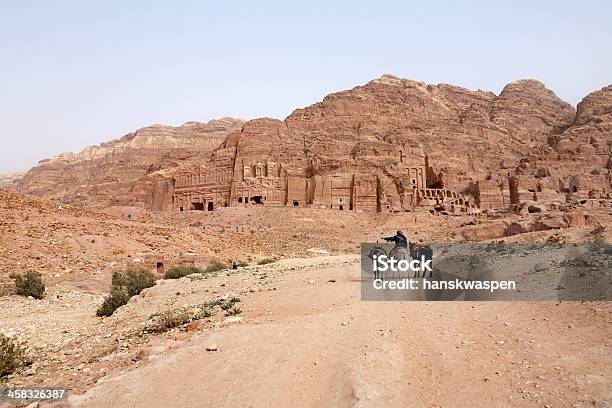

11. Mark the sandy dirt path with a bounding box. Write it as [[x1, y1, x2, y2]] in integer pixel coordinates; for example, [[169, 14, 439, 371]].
[[66, 256, 611, 408]]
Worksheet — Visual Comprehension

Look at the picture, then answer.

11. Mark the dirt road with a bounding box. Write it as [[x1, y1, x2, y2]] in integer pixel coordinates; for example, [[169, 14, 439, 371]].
[[66, 256, 611, 408]]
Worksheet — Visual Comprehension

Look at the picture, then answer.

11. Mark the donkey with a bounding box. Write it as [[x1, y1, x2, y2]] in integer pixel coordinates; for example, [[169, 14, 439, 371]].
[[368, 245, 388, 280], [409, 241, 434, 278]]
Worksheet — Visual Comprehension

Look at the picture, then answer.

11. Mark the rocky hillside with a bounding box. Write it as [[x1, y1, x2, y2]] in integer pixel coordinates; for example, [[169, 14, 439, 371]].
[[225, 76, 580, 189], [16, 76, 612, 210], [216, 76, 610, 210], [16, 118, 244, 209], [0, 172, 24, 189]]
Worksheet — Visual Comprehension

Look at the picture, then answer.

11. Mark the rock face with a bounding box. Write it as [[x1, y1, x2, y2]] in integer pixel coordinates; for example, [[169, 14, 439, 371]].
[[0, 172, 24, 189], [172, 75, 610, 214], [17, 75, 612, 213], [17, 118, 244, 210]]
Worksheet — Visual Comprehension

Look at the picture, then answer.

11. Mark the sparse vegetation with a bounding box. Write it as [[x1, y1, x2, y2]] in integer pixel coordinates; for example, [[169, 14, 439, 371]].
[[96, 269, 156, 317], [192, 309, 212, 320], [220, 297, 241, 310], [257, 258, 274, 265], [111, 269, 156, 297], [96, 288, 130, 317], [205, 263, 226, 273], [590, 223, 606, 243], [142, 296, 242, 334], [0, 333, 25, 378], [235, 261, 249, 267], [14, 271, 45, 299], [164, 265, 202, 279], [148, 309, 191, 333], [225, 307, 242, 316]]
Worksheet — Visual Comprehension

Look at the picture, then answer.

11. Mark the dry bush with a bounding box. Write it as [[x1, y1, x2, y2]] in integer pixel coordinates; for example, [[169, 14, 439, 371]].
[[165, 265, 202, 279], [14, 271, 45, 299], [205, 263, 226, 273], [149, 309, 190, 333], [96, 269, 155, 317], [0, 334, 25, 378], [111, 269, 155, 297], [96, 288, 130, 317]]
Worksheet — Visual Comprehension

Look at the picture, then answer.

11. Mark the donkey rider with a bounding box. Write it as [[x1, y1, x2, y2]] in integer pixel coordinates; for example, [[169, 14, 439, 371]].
[[383, 230, 408, 248]]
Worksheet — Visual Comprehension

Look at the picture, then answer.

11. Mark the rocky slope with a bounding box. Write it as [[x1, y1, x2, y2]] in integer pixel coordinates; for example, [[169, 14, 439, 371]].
[[226, 76, 578, 189], [0, 171, 24, 189], [16, 118, 244, 209], [16, 76, 612, 211], [550, 84, 612, 178]]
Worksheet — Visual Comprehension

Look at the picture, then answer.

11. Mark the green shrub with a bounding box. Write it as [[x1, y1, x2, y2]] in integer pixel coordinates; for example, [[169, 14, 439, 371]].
[[0, 333, 25, 378], [220, 297, 241, 310], [14, 271, 45, 299], [164, 265, 202, 279], [96, 288, 130, 317], [112, 269, 155, 297], [192, 309, 212, 320], [257, 258, 274, 265], [96, 269, 155, 317], [204, 263, 226, 273]]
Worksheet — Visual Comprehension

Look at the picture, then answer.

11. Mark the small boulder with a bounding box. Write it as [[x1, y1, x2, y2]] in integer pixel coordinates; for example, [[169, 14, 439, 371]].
[[534, 261, 550, 272]]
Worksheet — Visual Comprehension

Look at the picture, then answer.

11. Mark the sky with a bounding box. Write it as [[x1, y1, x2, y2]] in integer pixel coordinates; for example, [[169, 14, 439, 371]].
[[0, 0, 611, 173]]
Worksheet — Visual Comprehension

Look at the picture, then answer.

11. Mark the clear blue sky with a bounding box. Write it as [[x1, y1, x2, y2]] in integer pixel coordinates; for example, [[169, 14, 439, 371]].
[[1, 0, 611, 172]]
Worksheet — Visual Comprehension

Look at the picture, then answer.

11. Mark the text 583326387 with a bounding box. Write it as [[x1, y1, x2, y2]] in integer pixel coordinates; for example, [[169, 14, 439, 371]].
[[1, 388, 69, 401]]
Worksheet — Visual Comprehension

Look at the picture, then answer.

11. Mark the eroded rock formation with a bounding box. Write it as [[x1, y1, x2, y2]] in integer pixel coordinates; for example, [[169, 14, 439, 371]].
[[16, 76, 612, 214], [0, 172, 24, 189], [16, 118, 244, 210], [171, 76, 611, 214]]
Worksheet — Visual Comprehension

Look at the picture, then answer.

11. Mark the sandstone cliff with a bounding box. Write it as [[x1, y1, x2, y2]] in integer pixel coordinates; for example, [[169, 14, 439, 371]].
[[17, 118, 244, 210], [0, 172, 24, 189], [17, 75, 612, 213]]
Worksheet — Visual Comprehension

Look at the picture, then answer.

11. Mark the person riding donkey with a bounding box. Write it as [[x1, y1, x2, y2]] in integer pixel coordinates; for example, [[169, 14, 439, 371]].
[[383, 230, 408, 248], [383, 231, 433, 278], [382, 231, 411, 274]]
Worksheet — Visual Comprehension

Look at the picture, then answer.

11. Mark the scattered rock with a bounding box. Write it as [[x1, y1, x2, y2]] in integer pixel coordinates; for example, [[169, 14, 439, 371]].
[[186, 320, 206, 332]]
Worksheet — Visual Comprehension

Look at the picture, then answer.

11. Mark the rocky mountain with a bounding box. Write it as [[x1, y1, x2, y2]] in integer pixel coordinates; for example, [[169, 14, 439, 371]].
[[16, 118, 244, 210], [0, 172, 24, 189], [16, 75, 612, 212], [225, 75, 578, 186], [172, 75, 608, 214]]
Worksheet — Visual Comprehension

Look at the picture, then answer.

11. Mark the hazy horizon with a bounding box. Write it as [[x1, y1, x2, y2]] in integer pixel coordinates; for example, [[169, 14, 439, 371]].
[[1, 0, 611, 173]]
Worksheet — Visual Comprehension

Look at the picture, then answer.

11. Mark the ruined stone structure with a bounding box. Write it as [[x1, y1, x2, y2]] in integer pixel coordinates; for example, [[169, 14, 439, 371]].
[[172, 154, 479, 213], [129, 252, 165, 279], [173, 147, 236, 211]]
